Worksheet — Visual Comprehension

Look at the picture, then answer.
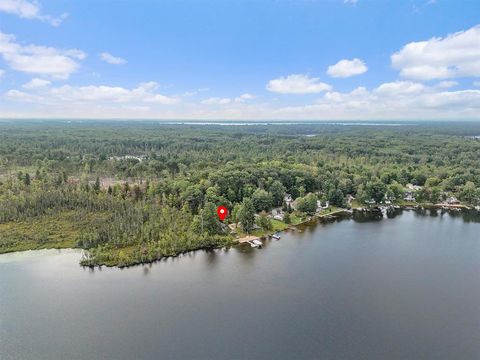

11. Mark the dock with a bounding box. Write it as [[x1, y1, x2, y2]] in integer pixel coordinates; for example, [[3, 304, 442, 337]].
[[236, 235, 263, 248], [237, 235, 261, 244]]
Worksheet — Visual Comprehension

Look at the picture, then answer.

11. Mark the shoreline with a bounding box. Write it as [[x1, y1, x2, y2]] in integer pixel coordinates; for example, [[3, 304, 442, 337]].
[[2, 204, 478, 268]]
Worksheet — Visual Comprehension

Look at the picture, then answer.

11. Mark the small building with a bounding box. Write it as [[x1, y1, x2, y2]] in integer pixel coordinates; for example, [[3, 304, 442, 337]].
[[271, 208, 285, 221], [404, 191, 415, 202], [271, 208, 281, 216], [316, 200, 329, 211], [406, 183, 422, 191], [284, 194, 293, 205], [273, 214, 284, 221], [446, 196, 460, 205]]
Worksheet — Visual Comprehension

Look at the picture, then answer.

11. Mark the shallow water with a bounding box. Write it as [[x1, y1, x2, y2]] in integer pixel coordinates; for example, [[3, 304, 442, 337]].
[[1, 210, 479, 360]]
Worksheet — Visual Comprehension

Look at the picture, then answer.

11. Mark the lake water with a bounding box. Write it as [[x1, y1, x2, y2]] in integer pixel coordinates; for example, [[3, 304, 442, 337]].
[[1, 210, 479, 360]]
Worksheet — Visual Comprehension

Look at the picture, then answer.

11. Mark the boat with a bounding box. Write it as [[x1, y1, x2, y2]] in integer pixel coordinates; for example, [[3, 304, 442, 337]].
[[271, 233, 281, 240], [248, 239, 263, 248]]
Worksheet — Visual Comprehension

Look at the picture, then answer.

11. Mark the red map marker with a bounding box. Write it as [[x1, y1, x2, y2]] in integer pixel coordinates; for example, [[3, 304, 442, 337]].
[[217, 206, 228, 221]]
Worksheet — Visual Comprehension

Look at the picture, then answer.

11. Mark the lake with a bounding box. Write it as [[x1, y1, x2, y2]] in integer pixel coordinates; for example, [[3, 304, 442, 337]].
[[1, 210, 479, 360]]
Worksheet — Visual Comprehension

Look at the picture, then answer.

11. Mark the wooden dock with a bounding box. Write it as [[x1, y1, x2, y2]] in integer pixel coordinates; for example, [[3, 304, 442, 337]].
[[236, 235, 261, 243]]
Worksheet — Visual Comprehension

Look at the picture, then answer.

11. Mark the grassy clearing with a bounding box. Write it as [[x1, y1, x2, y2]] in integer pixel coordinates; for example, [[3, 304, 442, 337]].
[[0, 211, 105, 254]]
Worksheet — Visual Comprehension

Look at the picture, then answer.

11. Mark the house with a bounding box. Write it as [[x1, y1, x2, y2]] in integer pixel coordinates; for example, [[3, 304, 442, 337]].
[[384, 191, 395, 202], [273, 214, 284, 221], [315, 200, 330, 212], [271, 208, 285, 221], [404, 191, 415, 202], [109, 155, 146, 162], [406, 183, 422, 191], [346, 194, 355, 205], [446, 196, 460, 205], [284, 194, 293, 206]]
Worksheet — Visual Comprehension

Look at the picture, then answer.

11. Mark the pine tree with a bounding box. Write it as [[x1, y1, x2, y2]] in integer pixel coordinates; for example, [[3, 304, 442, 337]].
[[239, 198, 255, 233], [23, 173, 31, 186]]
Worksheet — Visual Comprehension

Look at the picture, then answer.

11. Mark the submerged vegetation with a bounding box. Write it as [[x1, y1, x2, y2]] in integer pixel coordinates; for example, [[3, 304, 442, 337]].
[[1, 121, 480, 266]]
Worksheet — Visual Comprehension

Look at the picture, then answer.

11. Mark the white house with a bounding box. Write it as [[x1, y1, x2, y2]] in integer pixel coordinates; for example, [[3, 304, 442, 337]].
[[446, 196, 460, 205], [346, 194, 355, 205], [406, 183, 422, 191], [284, 194, 293, 206], [404, 191, 415, 202], [271, 208, 285, 221], [273, 214, 285, 221]]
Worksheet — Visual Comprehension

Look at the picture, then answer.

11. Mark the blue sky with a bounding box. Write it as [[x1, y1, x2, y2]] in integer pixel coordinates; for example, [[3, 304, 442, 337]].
[[0, 0, 479, 120]]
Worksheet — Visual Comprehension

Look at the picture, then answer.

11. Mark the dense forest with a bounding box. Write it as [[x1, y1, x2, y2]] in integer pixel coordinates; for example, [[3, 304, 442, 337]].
[[1, 120, 480, 266]]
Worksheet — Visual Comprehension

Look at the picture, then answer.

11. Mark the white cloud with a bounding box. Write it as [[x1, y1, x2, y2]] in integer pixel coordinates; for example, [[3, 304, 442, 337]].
[[6, 81, 179, 105], [344, 0, 358, 4], [144, 94, 179, 105], [0, 32, 86, 79], [22, 78, 51, 89], [200, 93, 254, 105], [0, 0, 67, 26], [391, 25, 480, 80], [374, 80, 425, 96], [234, 93, 254, 103], [122, 105, 151, 112], [474, 81, 480, 87], [5, 89, 40, 102], [100, 52, 127, 65], [327, 58, 367, 78], [201, 97, 231, 105], [183, 87, 210, 97], [3, 80, 480, 120], [436, 80, 458, 88], [266, 74, 331, 94], [275, 81, 480, 119]]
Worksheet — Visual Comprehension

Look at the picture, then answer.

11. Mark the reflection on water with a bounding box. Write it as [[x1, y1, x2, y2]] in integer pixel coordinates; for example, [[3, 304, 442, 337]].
[[352, 208, 384, 222], [1, 210, 480, 360]]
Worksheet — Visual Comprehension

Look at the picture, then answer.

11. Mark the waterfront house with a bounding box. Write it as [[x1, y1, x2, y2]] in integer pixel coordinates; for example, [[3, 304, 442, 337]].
[[404, 191, 416, 202], [271, 208, 285, 221], [284, 194, 293, 206], [346, 194, 355, 205], [446, 196, 460, 205]]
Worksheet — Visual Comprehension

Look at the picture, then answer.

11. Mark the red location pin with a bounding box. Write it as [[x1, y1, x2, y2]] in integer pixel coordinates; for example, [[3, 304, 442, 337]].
[[217, 206, 228, 221]]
